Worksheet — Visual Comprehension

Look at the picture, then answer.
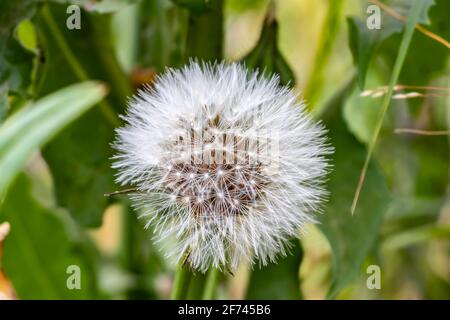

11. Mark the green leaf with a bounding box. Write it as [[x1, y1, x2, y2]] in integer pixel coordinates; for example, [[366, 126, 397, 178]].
[[243, 13, 295, 86], [379, 0, 450, 88], [136, 0, 222, 69], [385, 196, 444, 222], [0, 36, 34, 97], [319, 100, 390, 298], [343, 4, 450, 225], [350, 0, 428, 215], [1, 173, 97, 299], [382, 224, 450, 251], [120, 202, 163, 299], [0, 83, 8, 122], [111, 4, 139, 73], [33, 4, 131, 227], [319, 66, 388, 300], [246, 240, 303, 299], [0, 0, 36, 36], [0, 81, 107, 198], [388, 0, 435, 25], [378, 132, 449, 226], [347, 0, 435, 88], [137, 0, 189, 70], [343, 70, 386, 144], [0, 1, 36, 107], [347, 17, 399, 89]]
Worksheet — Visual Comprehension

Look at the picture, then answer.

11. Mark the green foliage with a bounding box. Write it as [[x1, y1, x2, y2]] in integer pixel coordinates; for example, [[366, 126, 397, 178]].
[[0, 0, 36, 119], [243, 13, 295, 86], [380, 0, 450, 87], [1, 174, 97, 299], [246, 240, 303, 299], [347, 0, 435, 89], [137, 0, 188, 70], [320, 106, 390, 298], [343, 70, 385, 144], [304, 0, 343, 107], [119, 203, 163, 299], [33, 4, 130, 227], [382, 224, 450, 251], [0, 37, 34, 117], [345, 0, 450, 224], [0, 81, 107, 198], [0, 0, 448, 300], [0, 1, 36, 35]]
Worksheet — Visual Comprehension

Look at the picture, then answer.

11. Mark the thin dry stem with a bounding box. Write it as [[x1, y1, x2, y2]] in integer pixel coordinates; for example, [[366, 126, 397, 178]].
[[104, 188, 139, 197], [394, 128, 450, 136], [370, 0, 450, 50]]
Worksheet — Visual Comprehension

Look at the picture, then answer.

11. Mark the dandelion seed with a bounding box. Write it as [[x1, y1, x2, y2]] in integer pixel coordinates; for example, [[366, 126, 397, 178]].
[[112, 61, 332, 272]]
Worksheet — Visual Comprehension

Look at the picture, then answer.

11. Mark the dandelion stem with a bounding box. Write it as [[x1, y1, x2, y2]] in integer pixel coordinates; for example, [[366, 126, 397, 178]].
[[170, 263, 192, 300], [351, 0, 426, 215], [202, 267, 220, 300]]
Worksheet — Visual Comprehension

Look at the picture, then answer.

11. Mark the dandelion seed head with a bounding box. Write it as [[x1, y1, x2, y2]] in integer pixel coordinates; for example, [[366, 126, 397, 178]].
[[113, 61, 332, 272]]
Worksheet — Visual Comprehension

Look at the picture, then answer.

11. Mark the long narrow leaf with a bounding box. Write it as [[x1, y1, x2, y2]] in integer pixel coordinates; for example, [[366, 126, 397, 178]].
[[0, 81, 108, 197], [351, 0, 427, 215]]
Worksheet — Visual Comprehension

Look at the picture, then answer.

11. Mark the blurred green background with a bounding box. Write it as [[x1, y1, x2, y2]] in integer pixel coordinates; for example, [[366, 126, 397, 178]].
[[0, 0, 449, 300]]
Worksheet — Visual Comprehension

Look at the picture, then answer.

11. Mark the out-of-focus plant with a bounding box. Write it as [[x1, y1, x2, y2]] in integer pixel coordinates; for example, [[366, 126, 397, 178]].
[[0, 0, 448, 300]]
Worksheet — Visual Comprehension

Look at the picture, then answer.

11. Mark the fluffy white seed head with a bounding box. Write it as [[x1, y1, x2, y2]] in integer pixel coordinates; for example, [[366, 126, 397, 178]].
[[113, 61, 332, 273]]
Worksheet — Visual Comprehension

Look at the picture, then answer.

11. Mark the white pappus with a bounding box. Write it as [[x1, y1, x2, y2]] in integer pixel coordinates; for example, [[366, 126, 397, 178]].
[[112, 61, 332, 273]]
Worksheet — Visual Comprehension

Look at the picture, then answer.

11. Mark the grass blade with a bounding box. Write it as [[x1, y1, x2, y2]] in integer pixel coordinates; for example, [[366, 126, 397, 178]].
[[351, 0, 427, 215]]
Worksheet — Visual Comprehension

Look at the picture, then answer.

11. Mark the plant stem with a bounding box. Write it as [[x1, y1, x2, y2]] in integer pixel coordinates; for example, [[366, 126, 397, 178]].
[[170, 263, 192, 300], [185, 0, 223, 62], [186, 272, 207, 299], [351, 0, 426, 215], [202, 267, 220, 300]]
